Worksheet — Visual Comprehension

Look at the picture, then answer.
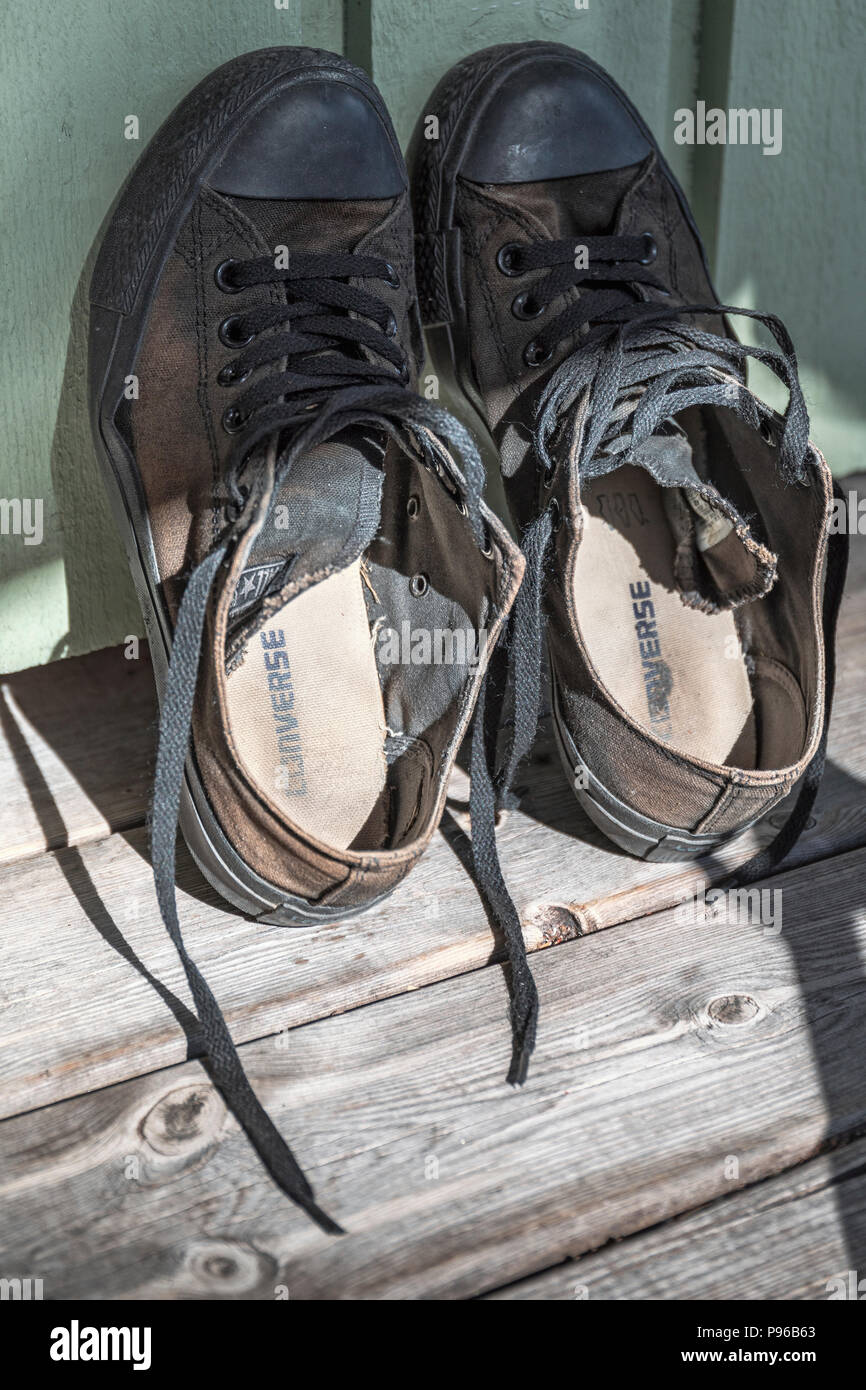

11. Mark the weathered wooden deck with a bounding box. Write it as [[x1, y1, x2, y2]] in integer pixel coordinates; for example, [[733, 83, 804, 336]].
[[0, 478, 864, 1301]]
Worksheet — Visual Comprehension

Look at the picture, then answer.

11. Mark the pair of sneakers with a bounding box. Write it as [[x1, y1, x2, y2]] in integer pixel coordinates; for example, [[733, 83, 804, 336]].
[[89, 44, 846, 1231]]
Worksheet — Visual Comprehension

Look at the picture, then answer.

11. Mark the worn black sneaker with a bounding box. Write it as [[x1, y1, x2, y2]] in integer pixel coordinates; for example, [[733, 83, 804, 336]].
[[410, 41, 847, 869], [89, 47, 528, 1231]]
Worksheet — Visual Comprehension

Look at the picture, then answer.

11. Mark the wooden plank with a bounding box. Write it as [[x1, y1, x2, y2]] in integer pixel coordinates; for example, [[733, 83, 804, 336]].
[[0, 644, 155, 864], [2, 845, 865, 1299], [485, 1136, 866, 1301], [2, 702, 865, 1123], [490, 1145, 866, 1302]]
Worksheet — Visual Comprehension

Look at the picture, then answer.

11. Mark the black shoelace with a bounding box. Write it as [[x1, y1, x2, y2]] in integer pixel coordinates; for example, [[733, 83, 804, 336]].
[[150, 249, 539, 1232], [493, 232, 848, 895]]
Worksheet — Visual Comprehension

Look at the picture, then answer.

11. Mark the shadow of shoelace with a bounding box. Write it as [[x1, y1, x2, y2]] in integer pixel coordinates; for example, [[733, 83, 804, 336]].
[[0, 686, 202, 1056]]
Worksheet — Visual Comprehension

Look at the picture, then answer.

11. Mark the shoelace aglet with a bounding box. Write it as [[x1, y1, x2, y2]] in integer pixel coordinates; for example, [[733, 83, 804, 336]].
[[303, 1201, 346, 1238], [289, 1162, 347, 1239], [506, 996, 539, 1087], [507, 1037, 534, 1087]]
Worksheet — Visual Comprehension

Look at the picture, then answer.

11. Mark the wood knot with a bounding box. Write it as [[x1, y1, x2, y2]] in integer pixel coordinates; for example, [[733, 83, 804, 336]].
[[707, 993, 760, 1025], [140, 1083, 225, 1157], [525, 902, 585, 947], [182, 1240, 277, 1296]]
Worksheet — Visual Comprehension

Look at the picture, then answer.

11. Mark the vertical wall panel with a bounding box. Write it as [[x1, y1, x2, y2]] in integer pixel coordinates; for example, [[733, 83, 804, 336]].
[[710, 0, 865, 475]]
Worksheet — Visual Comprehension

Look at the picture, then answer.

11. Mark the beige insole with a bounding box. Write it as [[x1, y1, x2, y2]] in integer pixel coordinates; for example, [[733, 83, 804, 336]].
[[226, 559, 387, 849], [575, 466, 756, 766]]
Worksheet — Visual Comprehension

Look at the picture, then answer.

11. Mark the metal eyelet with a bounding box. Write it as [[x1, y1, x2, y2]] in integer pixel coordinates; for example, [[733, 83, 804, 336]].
[[219, 315, 255, 348], [406, 495, 420, 518], [481, 531, 494, 559], [383, 262, 400, 289], [759, 418, 776, 445], [512, 291, 545, 321], [214, 259, 244, 293], [455, 498, 468, 516], [524, 339, 553, 368], [398, 360, 411, 383], [385, 313, 398, 338], [222, 405, 248, 434], [548, 498, 563, 533], [217, 362, 252, 387], [410, 572, 429, 597], [542, 463, 556, 490], [640, 232, 658, 265], [496, 242, 524, 276]]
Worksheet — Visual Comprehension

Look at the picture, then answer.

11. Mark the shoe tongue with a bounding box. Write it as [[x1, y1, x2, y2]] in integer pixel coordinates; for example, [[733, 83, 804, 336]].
[[495, 160, 644, 240], [224, 196, 396, 255], [599, 433, 777, 613], [227, 425, 385, 634]]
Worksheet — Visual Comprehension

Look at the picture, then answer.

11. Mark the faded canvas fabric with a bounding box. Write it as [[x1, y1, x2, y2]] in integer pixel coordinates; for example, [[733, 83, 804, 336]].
[[89, 47, 534, 1233], [411, 41, 845, 862]]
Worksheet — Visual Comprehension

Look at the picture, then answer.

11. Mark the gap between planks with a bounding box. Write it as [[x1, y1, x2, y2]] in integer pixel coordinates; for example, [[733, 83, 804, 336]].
[[482, 1129, 866, 1300]]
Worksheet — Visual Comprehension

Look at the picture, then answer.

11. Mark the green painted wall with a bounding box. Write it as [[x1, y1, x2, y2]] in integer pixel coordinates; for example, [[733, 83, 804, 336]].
[[0, 0, 861, 674], [708, 0, 866, 479], [0, 0, 342, 675]]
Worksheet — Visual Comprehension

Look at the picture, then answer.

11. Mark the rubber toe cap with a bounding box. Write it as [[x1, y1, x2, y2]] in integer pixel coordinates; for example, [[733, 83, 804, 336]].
[[209, 75, 406, 199], [462, 54, 651, 183]]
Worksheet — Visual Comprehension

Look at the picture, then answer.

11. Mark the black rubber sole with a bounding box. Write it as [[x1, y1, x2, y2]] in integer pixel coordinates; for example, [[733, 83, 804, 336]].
[[88, 48, 403, 926], [408, 42, 750, 863]]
